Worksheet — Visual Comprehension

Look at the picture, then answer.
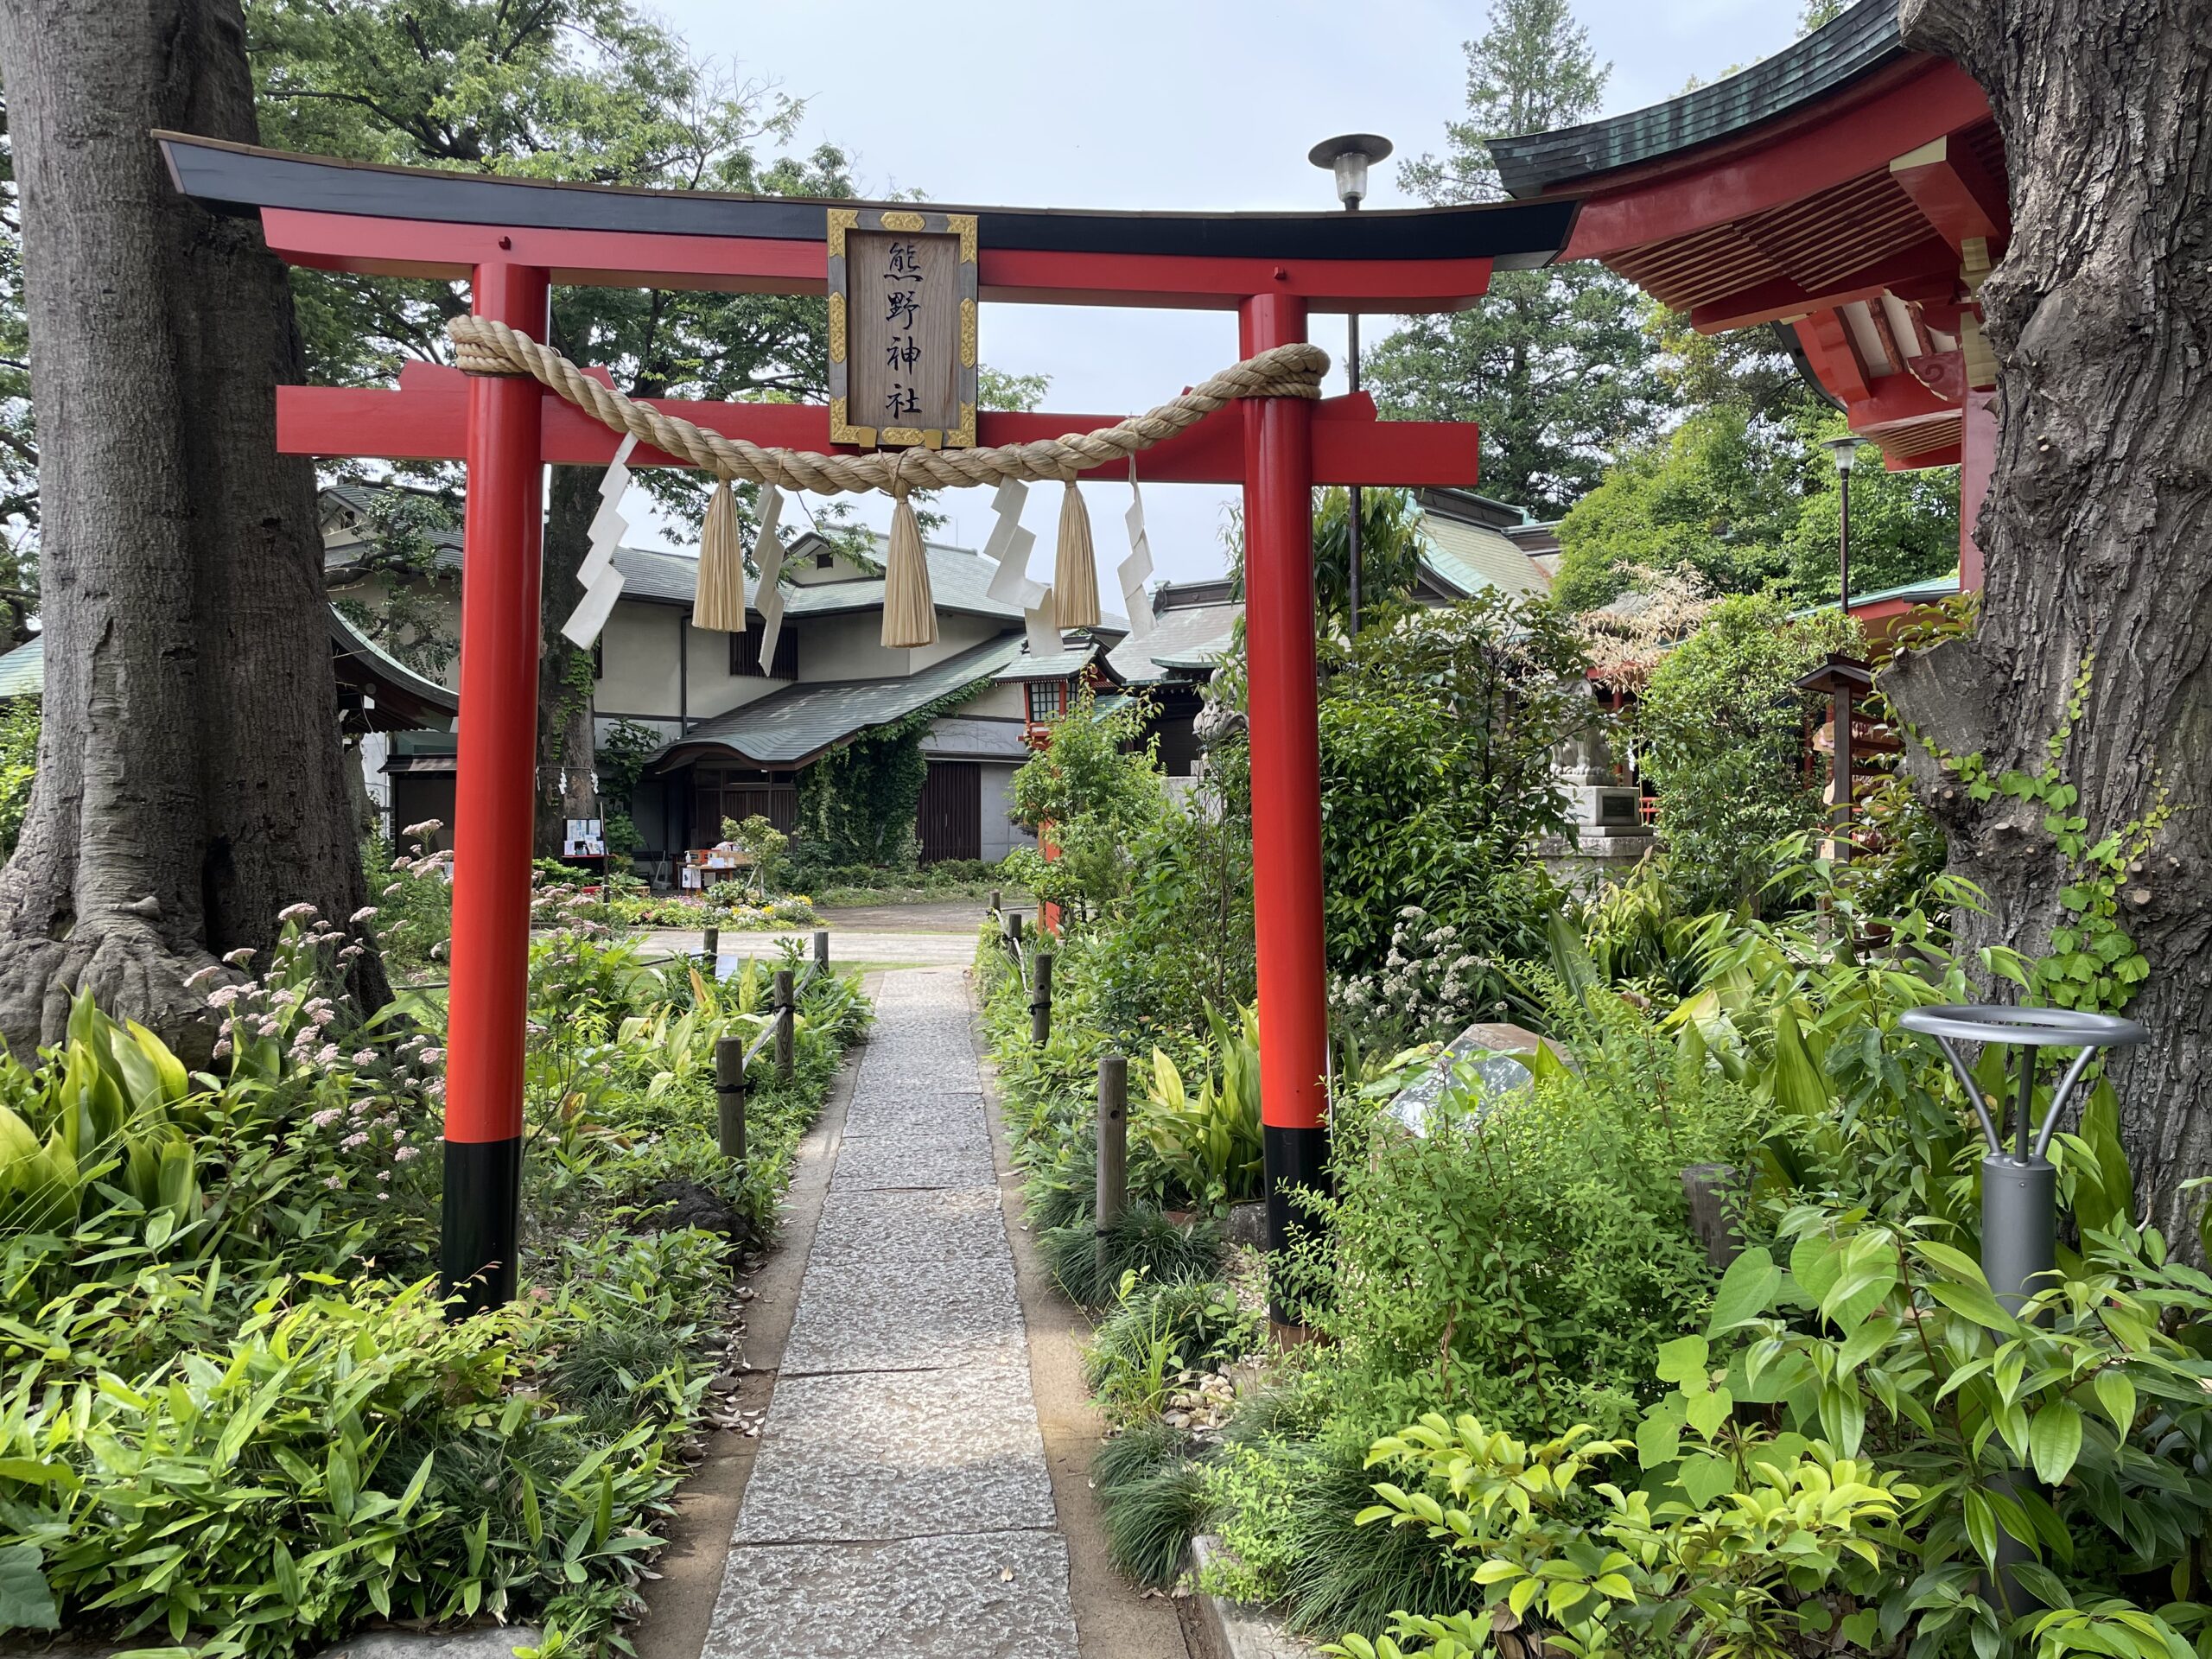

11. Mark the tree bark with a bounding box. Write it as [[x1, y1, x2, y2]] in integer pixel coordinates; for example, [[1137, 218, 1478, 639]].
[[535, 462, 600, 857], [1885, 0, 2212, 1242], [0, 0, 387, 1058]]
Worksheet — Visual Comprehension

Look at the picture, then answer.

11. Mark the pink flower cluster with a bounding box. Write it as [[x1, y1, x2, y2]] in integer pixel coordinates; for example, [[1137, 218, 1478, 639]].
[[193, 898, 448, 1205]]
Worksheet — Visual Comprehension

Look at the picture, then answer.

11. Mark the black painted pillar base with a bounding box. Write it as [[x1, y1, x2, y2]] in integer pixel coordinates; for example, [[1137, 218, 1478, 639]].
[[1263, 1122, 1332, 1329], [441, 1136, 523, 1317]]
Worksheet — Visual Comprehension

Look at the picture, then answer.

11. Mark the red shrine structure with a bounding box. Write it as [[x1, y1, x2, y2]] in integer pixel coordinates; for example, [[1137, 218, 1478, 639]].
[[1495, 0, 2010, 855], [160, 131, 1576, 1311], [156, 0, 2012, 1315], [1492, 0, 2007, 598]]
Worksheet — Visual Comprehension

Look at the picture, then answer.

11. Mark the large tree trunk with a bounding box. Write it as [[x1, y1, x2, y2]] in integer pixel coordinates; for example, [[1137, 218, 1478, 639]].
[[535, 461, 600, 857], [0, 0, 387, 1058], [1885, 0, 2212, 1243]]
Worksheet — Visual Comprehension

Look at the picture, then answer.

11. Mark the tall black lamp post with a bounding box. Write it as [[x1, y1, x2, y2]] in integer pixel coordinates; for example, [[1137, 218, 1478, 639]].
[[1309, 132, 1392, 639], [1824, 434, 1863, 608]]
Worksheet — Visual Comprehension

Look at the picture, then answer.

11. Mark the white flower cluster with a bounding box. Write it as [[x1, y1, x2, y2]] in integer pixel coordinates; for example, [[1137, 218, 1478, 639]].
[[528, 874, 614, 938], [1329, 906, 1501, 1043], [296, 1024, 448, 1198]]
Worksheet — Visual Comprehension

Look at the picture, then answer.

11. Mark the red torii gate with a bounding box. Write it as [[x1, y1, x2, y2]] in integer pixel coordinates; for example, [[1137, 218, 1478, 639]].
[[161, 136, 1579, 1313]]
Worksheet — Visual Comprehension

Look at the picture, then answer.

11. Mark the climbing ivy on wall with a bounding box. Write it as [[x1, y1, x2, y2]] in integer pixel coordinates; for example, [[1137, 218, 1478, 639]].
[[1930, 655, 2167, 1014], [791, 680, 991, 869]]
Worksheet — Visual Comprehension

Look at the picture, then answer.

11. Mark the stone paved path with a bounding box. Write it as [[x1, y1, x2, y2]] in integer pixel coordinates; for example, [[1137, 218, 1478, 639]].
[[701, 968, 1080, 1659], [639, 926, 979, 969]]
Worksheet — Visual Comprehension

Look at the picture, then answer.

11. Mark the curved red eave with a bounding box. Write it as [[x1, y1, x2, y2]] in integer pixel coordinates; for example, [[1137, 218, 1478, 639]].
[[1494, 11, 2006, 478]]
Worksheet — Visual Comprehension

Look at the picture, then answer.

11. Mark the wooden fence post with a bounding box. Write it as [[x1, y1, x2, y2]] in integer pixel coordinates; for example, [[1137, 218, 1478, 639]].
[[774, 969, 796, 1081], [1004, 910, 1023, 953], [1681, 1164, 1745, 1270], [715, 1034, 747, 1161], [813, 928, 830, 972], [1030, 950, 1053, 1047], [702, 923, 719, 969], [1095, 1052, 1128, 1277], [989, 887, 1002, 918]]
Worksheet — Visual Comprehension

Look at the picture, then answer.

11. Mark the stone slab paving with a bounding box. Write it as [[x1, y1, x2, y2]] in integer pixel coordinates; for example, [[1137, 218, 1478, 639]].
[[830, 1131, 999, 1193], [779, 1252, 1026, 1375], [808, 1185, 1011, 1264], [703, 965, 1080, 1659], [706, 1533, 1077, 1659], [840, 1088, 989, 1142], [734, 1363, 1059, 1539]]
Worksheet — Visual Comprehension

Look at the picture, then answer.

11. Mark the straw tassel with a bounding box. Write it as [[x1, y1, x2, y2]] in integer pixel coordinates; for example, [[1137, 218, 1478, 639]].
[[1052, 479, 1101, 631], [880, 486, 938, 648], [693, 479, 747, 633]]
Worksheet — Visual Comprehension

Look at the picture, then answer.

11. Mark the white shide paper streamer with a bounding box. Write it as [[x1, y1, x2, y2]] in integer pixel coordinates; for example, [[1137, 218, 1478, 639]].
[[982, 478, 1047, 613], [1025, 594, 1063, 662], [1119, 461, 1154, 642], [561, 434, 638, 649], [753, 486, 788, 665]]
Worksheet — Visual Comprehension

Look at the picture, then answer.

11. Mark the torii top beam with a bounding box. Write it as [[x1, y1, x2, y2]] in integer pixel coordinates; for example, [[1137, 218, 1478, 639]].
[[160, 135, 1575, 312], [161, 135, 1578, 487]]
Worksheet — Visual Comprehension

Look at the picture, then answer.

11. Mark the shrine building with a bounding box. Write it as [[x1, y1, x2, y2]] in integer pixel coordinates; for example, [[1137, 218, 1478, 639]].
[[1491, 0, 2006, 601]]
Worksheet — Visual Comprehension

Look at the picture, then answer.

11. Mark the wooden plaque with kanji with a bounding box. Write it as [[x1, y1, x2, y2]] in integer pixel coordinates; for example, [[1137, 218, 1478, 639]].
[[828, 207, 979, 449]]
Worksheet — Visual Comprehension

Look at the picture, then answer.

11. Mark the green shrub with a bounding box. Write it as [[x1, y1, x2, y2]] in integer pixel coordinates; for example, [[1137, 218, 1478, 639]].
[[0, 695, 35, 859], [1097, 1440, 1211, 1589], [1316, 591, 1587, 984], [1635, 594, 1859, 913], [1133, 1005, 1263, 1211], [1083, 1276, 1262, 1413], [1, 1261, 716, 1656], [1007, 691, 1167, 922], [1085, 772, 1256, 1048], [364, 823, 452, 974], [1040, 1203, 1222, 1309], [1275, 1452, 1473, 1640], [1289, 991, 1760, 1447], [0, 989, 200, 1237], [1324, 1409, 1911, 1659], [594, 720, 662, 866], [0, 892, 870, 1656]]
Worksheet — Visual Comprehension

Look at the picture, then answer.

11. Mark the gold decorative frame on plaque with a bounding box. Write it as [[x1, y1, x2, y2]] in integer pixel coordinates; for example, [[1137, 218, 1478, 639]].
[[827, 207, 979, 449]]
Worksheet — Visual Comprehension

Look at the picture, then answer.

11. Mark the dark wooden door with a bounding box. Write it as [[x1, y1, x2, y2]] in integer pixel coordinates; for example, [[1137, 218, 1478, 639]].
[[917, 760, 981, 863], [391, 772, 457, 845]]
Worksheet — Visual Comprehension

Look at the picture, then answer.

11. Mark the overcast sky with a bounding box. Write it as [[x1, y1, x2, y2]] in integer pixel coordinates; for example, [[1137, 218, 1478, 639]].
[[632, 0, 1806, 588]]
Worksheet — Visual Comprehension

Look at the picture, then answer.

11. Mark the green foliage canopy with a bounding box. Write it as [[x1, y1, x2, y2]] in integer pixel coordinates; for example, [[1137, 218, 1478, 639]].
[[1635, 594, 1860, 912], [1312, 487, 1427, 637], [1551, 407, 1960, 613], [0, 695, 33, 859], [1370, 0, 1662, 515], [1319, 590, 1590, 978], [1007, 692, 1167, 920]]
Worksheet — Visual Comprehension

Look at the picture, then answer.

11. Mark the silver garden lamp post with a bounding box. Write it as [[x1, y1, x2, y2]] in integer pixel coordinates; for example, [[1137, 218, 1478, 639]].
[[1309, 132, 1392, 639], [1823, 434, 1863, 609], [1897, 1003, 2149, 1612]]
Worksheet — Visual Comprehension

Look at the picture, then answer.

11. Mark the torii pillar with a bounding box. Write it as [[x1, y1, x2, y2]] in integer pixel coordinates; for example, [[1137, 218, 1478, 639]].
[[1241, 292, 1330, 1326], [442, 260, 548, 1314]]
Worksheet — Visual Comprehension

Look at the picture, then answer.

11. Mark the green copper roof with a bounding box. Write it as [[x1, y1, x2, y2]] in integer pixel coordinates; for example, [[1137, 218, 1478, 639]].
[[1491, 0, 1905, 200], [654, 635, 1026, 767], [0, 636, 40, 699], [992, 641, 1103, 682], [1418, 514, 1554, 601], [1790, 571, 1961, 621]]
